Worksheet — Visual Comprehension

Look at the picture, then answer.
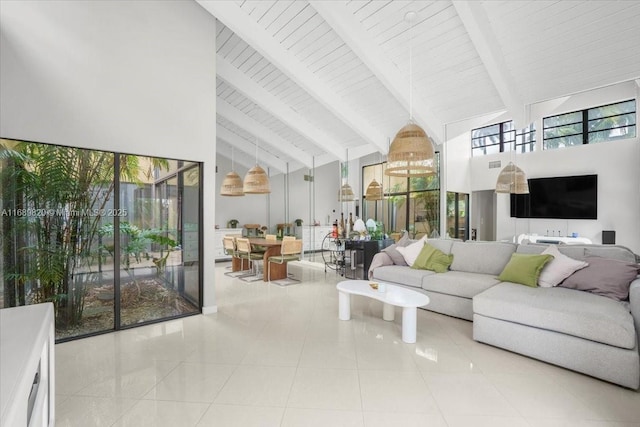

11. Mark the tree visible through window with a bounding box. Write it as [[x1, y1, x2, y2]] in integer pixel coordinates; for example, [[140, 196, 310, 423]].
[[543, 99, 636, 149], [472, 121, 535, 156]]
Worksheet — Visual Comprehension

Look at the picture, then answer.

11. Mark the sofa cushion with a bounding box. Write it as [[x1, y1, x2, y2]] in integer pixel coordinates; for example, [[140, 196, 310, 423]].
[[422, 271, 501, 299], [474, 282, 637, 349], [560, 256, 640, 301], [426, 239, 454, 254], [372, 265, 434, 288], [538, 245, 589, 288], [412, 243, 454, 273], [516, 243, 586, 261], [498, 253, 553, 287], [450, 241, 516, 275], [585, 246, 637, 263], [516, 244, 546, 255], [381, 232, 411, 265], [396, 235, 427, 266]]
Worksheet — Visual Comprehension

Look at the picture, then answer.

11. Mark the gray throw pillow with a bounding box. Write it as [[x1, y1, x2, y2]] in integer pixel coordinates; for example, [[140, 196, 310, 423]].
[[382, 231, 411, 266], [560, 256, 640, 301]]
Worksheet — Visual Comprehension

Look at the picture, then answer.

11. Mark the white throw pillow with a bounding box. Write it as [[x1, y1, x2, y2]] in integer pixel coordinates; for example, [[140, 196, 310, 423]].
[[538, 245, 589, 287], [396, 235, 427, 267]]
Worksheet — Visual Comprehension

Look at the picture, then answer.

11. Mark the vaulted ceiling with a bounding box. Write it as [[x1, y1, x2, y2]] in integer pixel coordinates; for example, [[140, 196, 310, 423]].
[[197, 0, 640, 173]]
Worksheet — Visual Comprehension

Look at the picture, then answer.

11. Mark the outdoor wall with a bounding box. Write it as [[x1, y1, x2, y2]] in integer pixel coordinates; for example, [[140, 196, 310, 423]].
[[445, 81, 640, 253], [0, 1, 218, 311]]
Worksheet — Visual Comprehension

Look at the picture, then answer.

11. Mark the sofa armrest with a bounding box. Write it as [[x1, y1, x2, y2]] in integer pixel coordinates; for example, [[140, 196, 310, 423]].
[[630, 277, 640, 354], [368, 252, 394, 279]]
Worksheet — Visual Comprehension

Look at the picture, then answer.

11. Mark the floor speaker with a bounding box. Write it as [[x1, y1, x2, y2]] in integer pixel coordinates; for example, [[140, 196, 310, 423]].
[[602, 230, 616, 245]]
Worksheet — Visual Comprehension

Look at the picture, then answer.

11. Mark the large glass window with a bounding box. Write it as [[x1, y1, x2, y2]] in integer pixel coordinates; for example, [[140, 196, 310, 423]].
[[362, 154, 440, 239], [543, 99, 636, 149], [0, 139, 201, 341]]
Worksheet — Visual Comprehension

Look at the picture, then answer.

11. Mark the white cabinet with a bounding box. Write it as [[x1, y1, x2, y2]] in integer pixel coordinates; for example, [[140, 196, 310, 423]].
[[300, 225, 333, 253], [215, 228, 242, 260], [1, 303, 55, 427]]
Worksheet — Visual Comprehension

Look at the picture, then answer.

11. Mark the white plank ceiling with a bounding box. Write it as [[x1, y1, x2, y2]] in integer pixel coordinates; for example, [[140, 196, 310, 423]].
[[197, 0, 640, 172]]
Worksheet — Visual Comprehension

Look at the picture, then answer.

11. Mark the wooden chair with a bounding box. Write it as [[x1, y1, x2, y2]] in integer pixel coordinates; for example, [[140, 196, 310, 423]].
[[222, 235, 237, 257], [282, 235, 296, 241], [267, 239, 303, 283], [265, 234, 277, 241], [236, 237, 265, 279]]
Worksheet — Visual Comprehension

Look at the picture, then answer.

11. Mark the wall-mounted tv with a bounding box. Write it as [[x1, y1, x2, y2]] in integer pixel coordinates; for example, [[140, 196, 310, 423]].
[[510, 174, 597, 220]]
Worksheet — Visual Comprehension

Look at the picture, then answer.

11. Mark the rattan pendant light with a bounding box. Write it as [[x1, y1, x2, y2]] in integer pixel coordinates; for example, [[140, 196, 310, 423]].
[[338, 149, 355, 201], [339, 183, 355, 201], [243, 126, 270, 194], [243, 164, 270, 194], [386, 11, 435, 178], [365, 178, 383, 200], [220, 147, 245, 197], [495, 161, 529, 194], [242, 105, 271, 194]]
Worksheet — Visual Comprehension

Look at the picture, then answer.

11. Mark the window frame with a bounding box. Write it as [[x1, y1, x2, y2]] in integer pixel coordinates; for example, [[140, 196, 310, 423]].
[[472, 120, 536, 157], [543, 99, 636, 150]]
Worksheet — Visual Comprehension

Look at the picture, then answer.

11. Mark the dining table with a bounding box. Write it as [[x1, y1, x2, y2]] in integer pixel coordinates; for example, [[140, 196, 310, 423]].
[[231, 237, 286, 282]]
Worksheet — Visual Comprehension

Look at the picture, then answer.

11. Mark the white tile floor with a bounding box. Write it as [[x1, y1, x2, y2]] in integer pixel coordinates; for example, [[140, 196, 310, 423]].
[[55, 262, 640, 427]]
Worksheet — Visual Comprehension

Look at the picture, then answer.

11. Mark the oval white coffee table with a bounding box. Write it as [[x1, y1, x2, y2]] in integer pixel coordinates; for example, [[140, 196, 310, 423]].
[[336, 280, 429, 343]]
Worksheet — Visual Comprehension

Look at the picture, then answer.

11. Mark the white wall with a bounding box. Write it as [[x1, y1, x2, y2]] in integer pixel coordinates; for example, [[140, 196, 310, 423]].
[[446, 82, 640, 253], [0, 0, 219, 311]]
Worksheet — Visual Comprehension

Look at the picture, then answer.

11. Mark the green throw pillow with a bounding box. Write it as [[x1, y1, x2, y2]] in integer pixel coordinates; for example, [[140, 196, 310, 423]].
[[412, 243, 454, 273], [498, 253, 554, 287]]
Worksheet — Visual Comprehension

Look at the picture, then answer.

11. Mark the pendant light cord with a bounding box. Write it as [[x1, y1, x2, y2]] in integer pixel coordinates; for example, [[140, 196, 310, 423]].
[[409, 15, 413, 121], [255, 103, 259, 165]]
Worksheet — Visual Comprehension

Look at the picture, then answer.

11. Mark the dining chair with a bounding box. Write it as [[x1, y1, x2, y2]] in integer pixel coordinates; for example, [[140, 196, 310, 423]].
[[222, 235, 237, 257], [265, 234, 277, 241], [236, 237, 265, 281], [267, 239, 303, 284], [282, 235, 296, 241]]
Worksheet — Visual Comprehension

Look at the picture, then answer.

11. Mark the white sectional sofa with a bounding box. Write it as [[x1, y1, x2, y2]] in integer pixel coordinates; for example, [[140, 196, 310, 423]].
[[369, 239, 640, 389]]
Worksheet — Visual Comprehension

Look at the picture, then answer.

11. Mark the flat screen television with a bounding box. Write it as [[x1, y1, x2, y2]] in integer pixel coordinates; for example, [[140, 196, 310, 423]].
[[510, 174, 597, 219]]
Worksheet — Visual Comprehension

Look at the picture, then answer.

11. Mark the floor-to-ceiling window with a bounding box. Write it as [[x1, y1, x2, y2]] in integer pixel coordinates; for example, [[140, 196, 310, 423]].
[[0, 139, 201, 341], [362, 154, 440, 238]]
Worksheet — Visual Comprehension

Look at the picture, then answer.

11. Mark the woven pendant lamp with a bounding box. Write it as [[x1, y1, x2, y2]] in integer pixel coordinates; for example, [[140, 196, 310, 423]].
[[339, 183, 355, 201], [495, 162, 529, 194], [220, 171, 245, 196], [243, 113, 271, 194], [243, 164, 270, 194], [220, 147, 245, 196], [365, 178, 383, 200], [338, 149, 355, 201], [386, 122, 435, 177], [385, 12, 435, 178]]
